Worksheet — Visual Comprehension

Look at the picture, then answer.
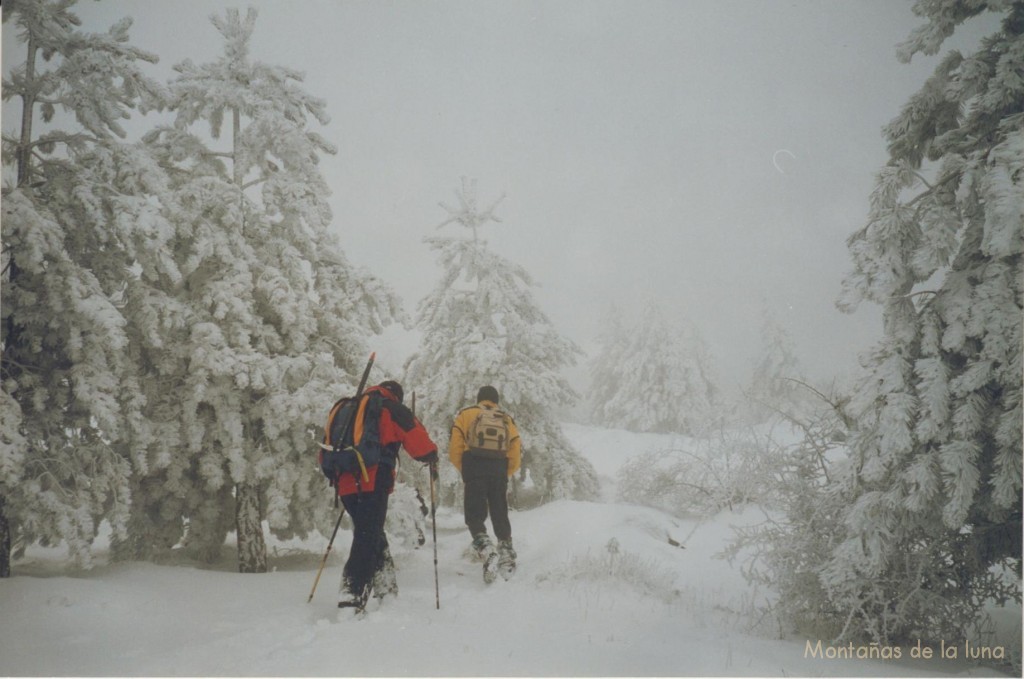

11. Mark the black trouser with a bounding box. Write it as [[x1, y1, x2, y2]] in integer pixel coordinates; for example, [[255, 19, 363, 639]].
[[340, 469, 393, 598], [461, 454, 511, 542]]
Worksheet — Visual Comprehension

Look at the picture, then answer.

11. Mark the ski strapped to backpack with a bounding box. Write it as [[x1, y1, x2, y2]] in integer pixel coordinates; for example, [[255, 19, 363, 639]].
[[466, 406, 511, 457]]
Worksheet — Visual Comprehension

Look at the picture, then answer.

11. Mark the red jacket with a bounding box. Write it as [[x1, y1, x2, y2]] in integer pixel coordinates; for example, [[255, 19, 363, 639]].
[[330, 385, 437, 496]]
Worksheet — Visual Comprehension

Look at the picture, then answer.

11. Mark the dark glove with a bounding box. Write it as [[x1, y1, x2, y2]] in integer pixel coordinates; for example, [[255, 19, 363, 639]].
[[421, 451, 440, 482]]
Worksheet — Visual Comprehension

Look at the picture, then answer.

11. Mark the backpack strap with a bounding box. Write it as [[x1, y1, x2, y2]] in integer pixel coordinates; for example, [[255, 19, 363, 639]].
[[353, 394, 370, 446], [324, 397, 349, 448]]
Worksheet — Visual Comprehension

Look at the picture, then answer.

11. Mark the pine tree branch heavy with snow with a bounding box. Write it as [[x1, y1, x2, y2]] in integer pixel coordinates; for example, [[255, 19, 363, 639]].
[[825, 0, 1023, 643]]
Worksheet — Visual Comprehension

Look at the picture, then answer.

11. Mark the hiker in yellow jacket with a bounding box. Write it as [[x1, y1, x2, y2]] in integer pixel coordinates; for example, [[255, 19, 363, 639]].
[[448, 385, 521, 581]]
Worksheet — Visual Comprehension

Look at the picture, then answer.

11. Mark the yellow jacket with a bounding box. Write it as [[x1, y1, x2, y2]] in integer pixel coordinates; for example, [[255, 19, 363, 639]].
[[448, 400, 521, 477]]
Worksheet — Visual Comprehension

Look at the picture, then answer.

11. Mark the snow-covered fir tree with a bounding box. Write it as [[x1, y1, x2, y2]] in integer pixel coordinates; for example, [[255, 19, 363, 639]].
[[824, 0, 1023, 642], [403, 178, 598, 505], [744, 305, 807, 423], [590, 300, 720, 435], [1, 0, 165, 576], [122, 8, 401, 571], [586, 303, 629, 427]]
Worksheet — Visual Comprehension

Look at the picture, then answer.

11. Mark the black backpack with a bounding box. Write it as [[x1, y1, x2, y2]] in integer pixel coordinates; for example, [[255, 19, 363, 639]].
[[320, 391, 386, 483]]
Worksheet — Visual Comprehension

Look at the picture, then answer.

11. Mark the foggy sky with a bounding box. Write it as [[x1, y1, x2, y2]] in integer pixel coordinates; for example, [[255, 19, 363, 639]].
[[2, 1, 1002, 390]]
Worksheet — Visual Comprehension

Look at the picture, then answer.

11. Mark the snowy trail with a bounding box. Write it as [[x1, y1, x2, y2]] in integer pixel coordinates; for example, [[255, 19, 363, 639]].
[[2, 498, 997, 677], [1, 425, 1016, 676]]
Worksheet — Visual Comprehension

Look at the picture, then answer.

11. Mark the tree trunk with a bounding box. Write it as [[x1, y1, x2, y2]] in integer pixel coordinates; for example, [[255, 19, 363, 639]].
[[235, 481, 267, 573], [2, 28, 35, 583], [0, 495, 11, 578], [185, 487, 233, 562], [17, 33, 36, 187], [227, 103, 265, 574]]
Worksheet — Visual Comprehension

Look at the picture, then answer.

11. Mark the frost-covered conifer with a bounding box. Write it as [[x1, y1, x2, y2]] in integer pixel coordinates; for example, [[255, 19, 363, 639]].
[[586, 303, 629, 427], [745, 306, 807, 423], [827, 0, 1023, 642], [404, 179, 598, 504], [590, 300, 720, 435], [1, 0, 165, 575], [128, 8, 401, 571]]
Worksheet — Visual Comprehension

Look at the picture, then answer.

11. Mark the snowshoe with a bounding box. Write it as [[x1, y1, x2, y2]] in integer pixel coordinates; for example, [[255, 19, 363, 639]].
[[338, 580, 371, 612], [497, 539, 517, 580], [471, 534, 500, 584], [371, 549, 399, 601], [338, 592, 367, 610], [338, 575, 359, 609], [471, 533, 493, 557], [482, 549, 500, 584]]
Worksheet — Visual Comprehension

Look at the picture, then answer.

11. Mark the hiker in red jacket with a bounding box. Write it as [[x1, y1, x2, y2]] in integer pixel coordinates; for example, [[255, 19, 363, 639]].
[[321, 380, 437, 608]]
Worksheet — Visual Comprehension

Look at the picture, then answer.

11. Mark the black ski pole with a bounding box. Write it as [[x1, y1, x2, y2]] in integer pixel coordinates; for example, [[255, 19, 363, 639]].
[[309, 351, 376, 602], [417, 391, 440, 610], [429, 461, 440, 610]]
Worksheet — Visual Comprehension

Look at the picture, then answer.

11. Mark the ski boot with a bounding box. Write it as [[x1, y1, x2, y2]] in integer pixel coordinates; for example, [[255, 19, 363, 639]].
[[497, 538, 517, 580], [472, 534, 500, 584]]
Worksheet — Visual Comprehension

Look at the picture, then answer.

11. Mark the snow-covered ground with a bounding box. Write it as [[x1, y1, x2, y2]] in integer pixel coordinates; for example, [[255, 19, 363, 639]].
[[1, 423, 1018, 677]]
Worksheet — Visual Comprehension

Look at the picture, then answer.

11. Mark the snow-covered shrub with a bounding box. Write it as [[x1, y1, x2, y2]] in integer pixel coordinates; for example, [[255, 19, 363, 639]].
[[726, 394, 1022, 654], [721, 404, 851, 640], [617, 429, 776, 517], [720, 384, 856, 638], [541, 537, 677, 600], [384, 483, 428, 552]]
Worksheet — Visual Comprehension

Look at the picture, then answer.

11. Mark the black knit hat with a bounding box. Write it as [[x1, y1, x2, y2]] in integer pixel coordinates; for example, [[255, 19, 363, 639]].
[[477, 385, 500, 404], [379, 380, 404, 404]]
